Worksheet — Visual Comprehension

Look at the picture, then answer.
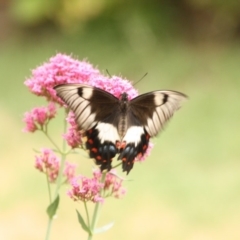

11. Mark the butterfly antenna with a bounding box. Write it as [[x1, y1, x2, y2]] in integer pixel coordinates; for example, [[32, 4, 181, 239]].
[[106, 69, 112, 77], [133, 72, 148, 86]]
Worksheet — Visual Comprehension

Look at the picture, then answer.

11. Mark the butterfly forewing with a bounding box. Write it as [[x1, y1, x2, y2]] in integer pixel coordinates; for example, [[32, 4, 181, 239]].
[[54, 84, 119, 130], [129, 90, 187, 137]]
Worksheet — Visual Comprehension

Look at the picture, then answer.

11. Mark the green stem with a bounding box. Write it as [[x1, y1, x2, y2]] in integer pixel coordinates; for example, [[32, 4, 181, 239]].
[[44, 110, 68, 240], [45, 218, 53, 240], [43, 130, 61, 153], [88, 171, 107, 240], [46, 172, 52, 203], [84, 202, 90, 230]]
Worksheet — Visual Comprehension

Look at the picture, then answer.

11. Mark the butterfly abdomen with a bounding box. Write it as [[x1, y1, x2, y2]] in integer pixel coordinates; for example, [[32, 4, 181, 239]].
[[117, 92, 129, 139]]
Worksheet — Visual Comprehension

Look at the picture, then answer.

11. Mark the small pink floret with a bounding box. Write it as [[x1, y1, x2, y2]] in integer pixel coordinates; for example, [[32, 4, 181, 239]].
[[35, 148, 60, 183]]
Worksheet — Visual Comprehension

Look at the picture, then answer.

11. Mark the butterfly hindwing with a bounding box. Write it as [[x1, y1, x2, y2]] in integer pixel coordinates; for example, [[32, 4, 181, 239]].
[[118, 126, 150, 173], [85, 123, 119, 171]]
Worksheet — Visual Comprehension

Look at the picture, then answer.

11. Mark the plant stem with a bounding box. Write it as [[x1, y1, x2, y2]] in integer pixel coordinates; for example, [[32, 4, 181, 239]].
[[45, 218, 53, 240], [44, 111, 68, 240], [88, 171, 107, 240], [84, 202, 90, 230], [46, 172, 52, 203], [43, 130, 61, 153]]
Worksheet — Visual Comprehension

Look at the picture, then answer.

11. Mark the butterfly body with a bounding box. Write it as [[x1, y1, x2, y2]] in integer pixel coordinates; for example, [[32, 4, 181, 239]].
[[54, 84, 187, 174]]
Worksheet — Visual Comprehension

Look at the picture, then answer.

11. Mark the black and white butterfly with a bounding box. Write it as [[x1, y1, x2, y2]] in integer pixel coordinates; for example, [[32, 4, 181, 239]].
[[54, 84, 187, 174]]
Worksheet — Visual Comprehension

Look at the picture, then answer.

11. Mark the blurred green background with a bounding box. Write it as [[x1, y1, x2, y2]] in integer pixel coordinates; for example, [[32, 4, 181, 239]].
[[1, 0, 240, 239]]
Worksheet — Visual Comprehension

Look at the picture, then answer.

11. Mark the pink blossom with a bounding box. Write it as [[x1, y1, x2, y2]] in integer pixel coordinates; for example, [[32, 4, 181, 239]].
[[25, 54, 100, 103], [35, 148, 60, 183], [32, 107, 48, 125], [93, 169, 126, 199], [68, 175, 104, 203], [89, 75, 138, 100], [63, 112, 82, 148], [25, 53, 138, 104], [64, 162, 77, 183], [47, 102, 57, 119], [23, 102, 57, 132], [23, 112, 38, 132]]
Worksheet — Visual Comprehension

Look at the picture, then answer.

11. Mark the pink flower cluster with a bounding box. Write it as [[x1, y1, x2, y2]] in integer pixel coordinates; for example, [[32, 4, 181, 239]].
[[93, 169, 127, 198], [63, 112, 82, 148], [24, 54, 100, 103], [68, 169, 126, 203], [23, 102, 56, 132], [24, 53, 138, 103], [68, 175, 104, 203], [35, 148, 76, 183], [89, 75, 138, 100]]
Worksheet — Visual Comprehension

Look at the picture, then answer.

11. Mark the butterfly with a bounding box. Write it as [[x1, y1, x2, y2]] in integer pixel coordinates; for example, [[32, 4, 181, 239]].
[[54, 84, 187, 174]]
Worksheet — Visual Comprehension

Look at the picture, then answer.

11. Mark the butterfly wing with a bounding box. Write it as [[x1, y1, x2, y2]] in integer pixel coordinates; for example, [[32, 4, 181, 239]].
[[118, 90, 187, 173], [130, 90, 187, 136], [54, 84, 120, 130], [54, 84, 121, 171]]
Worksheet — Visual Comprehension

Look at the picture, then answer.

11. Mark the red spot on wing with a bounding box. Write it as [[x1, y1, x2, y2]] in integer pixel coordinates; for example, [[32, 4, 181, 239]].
[[116, 141, 127, 149], [116, 141, 121, 148], [88, 139, 93, 145], [88, 129, 93, 134], [91, 148, 98, 153], [85, 125, 118, 172], [117, 129, 150, 174]]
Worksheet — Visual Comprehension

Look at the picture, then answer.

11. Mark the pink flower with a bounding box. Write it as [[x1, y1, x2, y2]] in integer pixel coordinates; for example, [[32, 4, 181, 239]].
[[32, 107, 48, 125], [68, 175, 104, 203], [89, 75, 138, 100], [93, 169, 126, 199], [25, 53, 138, 104], [23, 112, 38, 132], [63, 112, 82, 148], [35, 148, 60, 183], [23, 102, 57, 132], [24, 54, 100, 103], [68, 169, 126, 203], [47, 102, 57, 119], [64, 162, 77, 183]]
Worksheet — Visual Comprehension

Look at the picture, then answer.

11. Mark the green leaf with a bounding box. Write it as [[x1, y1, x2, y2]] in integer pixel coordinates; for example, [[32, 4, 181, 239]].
[[76, 210, 91, 234], [46, 195, 60, 219], [93, 222, 114, 234]]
